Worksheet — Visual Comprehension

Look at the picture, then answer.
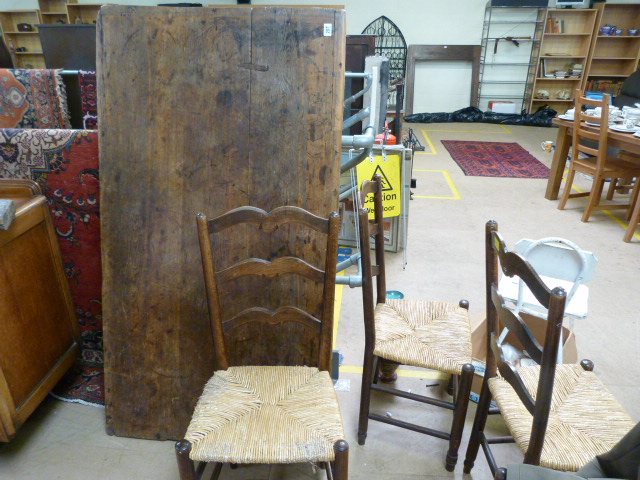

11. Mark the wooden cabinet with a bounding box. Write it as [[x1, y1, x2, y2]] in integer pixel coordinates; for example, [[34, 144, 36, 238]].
[[0, 180, 80, 442], [530, 8, 597, 115], [0, 10, 45, 68], [584, 3, 640, 97]]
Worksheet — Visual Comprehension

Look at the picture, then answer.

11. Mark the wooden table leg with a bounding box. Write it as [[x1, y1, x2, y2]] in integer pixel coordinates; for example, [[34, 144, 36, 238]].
[[545, 125, 571, 200]]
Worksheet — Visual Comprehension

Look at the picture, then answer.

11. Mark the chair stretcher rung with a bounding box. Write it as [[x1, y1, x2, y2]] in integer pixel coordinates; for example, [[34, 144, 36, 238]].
[[369, 413, 450, 440], [371, 383, 455, 410]]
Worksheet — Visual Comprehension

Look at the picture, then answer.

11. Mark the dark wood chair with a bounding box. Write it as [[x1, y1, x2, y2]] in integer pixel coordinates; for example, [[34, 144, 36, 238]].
[[558, 90, 640, 222], [175, 206, 348, 480], [356, 175, 474, 472], [463, 220, 635, 476]]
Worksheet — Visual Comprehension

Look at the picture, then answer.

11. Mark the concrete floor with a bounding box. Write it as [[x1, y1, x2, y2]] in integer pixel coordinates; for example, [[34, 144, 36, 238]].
[[0, 123, 638, 480]]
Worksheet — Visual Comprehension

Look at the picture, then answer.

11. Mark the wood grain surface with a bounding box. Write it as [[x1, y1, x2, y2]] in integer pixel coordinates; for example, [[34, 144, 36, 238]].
[[98, 5, 345, 440]]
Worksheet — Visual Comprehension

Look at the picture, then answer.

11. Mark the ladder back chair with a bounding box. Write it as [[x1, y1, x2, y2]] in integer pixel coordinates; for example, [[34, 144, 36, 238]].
[[558, 90, 640, 222], [356, 175, 474, 472], [464, 220, 634, 476], [175, 206, 348, 480], [623, 176, 640, 241]]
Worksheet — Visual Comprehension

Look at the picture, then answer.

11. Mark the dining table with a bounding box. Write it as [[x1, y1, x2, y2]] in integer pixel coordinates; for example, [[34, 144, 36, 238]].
[[545, 117, 640, 200]]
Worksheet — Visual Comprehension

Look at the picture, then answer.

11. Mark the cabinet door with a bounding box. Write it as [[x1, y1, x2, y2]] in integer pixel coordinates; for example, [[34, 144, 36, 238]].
[[0, 196, 79, 441]]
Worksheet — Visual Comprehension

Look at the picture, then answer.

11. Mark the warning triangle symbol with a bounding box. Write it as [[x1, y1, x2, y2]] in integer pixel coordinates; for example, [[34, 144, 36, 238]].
[[372, 165, 393, 191]]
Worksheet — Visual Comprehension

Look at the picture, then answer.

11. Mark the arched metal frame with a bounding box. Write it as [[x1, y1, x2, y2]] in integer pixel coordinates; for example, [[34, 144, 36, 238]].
[[361, 16, 407, 84]]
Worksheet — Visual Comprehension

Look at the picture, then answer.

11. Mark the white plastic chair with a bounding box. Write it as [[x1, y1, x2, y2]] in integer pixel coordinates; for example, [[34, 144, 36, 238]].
[[498, 237, 598, 362]]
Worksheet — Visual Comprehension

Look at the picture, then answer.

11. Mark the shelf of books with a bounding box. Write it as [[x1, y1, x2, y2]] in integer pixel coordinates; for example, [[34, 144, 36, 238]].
[[530, 8, 597, 114], [583, 3, 640, 100]]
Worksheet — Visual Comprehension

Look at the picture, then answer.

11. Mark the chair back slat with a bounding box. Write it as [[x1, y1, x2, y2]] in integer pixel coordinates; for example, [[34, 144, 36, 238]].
[[492, 285, 543, 366], [197, 206, 340, 371], [573, 90, 611, 175], [225, 306, 321, 331], [208, 205, 330, 234], [217, 257, 325, 283]]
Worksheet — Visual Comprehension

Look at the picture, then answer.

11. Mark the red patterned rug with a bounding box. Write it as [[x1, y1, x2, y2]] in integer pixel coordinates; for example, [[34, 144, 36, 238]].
[[0, 69, 70, 129], [79, 70, 97, 130], [0, 129, 103, 405], [441, 140, 550, 179]]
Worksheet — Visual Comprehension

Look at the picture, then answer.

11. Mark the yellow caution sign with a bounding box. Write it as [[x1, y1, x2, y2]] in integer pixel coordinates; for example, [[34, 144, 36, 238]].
[[356, 153, 402, 218]]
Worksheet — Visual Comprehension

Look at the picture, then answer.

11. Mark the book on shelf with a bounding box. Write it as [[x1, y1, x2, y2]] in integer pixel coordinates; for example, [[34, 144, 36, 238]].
[[545, 17, 564, 34]]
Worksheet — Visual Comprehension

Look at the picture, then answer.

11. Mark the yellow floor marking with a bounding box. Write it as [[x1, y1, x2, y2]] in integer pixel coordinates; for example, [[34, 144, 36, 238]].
[[416, 124, 513, 156], [415, 130, 437, 155], [412, 169, 461, 200], [562, 170, 640, 240], [339, 365, 449, 380]]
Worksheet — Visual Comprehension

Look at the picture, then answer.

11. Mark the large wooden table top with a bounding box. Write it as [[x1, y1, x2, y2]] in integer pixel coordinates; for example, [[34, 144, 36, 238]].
[[99, 5, 346, 440], [545, 117, 640, 200]]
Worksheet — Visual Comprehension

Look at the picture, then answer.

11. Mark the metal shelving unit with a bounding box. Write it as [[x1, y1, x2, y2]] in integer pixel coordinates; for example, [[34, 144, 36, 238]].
[[478, 2, 547, 113]]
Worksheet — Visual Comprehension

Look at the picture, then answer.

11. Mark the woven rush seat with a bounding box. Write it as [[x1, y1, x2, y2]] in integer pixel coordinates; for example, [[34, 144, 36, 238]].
[[489, 363, 635, 472], [184, 365, 345, 464], [374, 298, 472, 375]]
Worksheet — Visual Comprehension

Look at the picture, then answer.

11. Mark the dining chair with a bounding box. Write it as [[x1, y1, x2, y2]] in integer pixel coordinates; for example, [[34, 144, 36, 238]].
[[558, 90, 640, 222], [624, 186, 640, 242], [175, 206, 348, 480], [356, 174, 474, 472], [463, 220, 634, 477]]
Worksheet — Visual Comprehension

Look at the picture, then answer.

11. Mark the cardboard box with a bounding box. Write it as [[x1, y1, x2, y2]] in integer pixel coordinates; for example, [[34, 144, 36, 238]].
[[488, 101, 517, 114], [469, 312, 577, 402]]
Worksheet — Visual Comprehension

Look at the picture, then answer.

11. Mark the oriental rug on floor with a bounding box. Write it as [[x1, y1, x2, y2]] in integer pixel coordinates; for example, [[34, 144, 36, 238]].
[[441, 140, 550, 179]]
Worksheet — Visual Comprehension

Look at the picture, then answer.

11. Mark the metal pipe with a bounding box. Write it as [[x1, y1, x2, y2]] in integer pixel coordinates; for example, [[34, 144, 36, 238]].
[[336, 252, 361, 275], [344, 73, 373, 106], [342, 125, 375, 149], [339, 185, 358, 201], [341, 148, 369, 173], [343, 107, 371, 129]]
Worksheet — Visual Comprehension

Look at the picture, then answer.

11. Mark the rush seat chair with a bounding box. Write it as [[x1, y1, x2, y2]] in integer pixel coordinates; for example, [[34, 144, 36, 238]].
[[356, 175, 474, 472], [463, 220, 634, 476], [175, 206, 348, 480]]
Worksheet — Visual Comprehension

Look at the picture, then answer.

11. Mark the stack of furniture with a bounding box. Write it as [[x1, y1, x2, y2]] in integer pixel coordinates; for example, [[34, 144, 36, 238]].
[[463, 220, 635, 476]]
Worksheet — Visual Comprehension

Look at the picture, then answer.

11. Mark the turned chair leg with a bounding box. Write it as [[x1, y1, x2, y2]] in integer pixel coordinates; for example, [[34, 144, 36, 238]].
[[332, 440, 349, 480], [464, 381, 493, 474], [445, 363, 474, 472], [176, 440, 196, 480], [358, 349, 375, 445]]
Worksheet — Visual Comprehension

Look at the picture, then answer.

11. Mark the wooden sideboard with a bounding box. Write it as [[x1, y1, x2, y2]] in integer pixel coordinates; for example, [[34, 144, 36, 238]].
[[0, 179, 80, 442]]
